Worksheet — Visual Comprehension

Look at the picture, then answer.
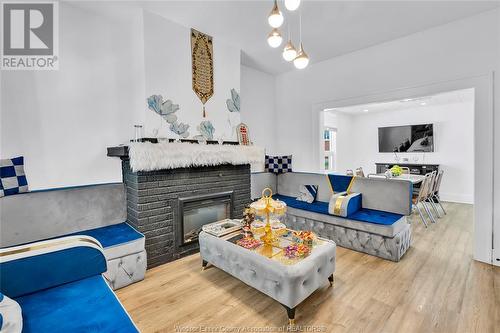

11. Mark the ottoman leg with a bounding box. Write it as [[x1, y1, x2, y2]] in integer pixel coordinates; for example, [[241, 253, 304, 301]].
[[201, 259, 208, 271], [281, 304, 296, 325], [328, 274, 334, 287]]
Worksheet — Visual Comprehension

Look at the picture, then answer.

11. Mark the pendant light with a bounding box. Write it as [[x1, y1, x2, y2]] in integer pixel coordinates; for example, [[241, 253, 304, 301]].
[[267, 28, 283, 48], [284, 0, 301, 11], [282, 23, 297, 61], [268, 0, 284, 28], [293, 11, 309, 69]]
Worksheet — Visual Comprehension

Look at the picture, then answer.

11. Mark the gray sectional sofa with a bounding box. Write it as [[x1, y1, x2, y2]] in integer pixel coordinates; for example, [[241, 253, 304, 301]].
[[251, 172, 413, 261], [0, 183, 146, 289]]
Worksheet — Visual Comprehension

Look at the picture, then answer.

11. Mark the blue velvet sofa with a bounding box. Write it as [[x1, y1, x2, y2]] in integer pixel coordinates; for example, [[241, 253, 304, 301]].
[[251, 172, 413, 261], [0, 183, 146, 290], [0, 236, 138, 332]]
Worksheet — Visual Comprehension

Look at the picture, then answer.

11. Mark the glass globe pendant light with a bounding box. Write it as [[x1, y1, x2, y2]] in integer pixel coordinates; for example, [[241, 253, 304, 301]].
[[293, 12, 309, 69], [285, 0, 301, 11], [282, 24, 297, 61], [293, 43, 309, 69], [267, 28, 283, 48], [268, 0, 284, 28]]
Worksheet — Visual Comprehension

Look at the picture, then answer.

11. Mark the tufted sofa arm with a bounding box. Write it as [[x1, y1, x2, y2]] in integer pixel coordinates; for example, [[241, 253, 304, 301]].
[[199, 232, 336, 309]]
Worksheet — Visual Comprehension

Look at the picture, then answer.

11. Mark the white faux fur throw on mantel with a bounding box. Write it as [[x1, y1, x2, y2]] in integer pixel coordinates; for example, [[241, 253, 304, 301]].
[[128, 142, 265, 172]]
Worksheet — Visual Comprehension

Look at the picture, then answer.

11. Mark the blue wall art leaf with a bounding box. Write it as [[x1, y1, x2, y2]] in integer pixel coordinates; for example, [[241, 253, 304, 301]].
[[147, 95, 180, 124], [226, 88, 240, 112], [170, 122, 190, 138], [198, 120, 215, 140], [147, 95, 163, 115]]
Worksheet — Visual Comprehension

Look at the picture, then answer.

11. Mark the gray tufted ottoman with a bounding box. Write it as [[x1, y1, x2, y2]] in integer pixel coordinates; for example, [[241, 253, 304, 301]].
[[199, 231, 336, 324]]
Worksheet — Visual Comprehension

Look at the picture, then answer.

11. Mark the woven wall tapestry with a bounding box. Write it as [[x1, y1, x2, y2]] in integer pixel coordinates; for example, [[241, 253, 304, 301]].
[[191, 28, 214, 118]]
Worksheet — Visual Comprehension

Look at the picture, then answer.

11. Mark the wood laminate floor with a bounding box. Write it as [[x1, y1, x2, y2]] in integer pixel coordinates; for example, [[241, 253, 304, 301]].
[[117, 202, 500, 333]]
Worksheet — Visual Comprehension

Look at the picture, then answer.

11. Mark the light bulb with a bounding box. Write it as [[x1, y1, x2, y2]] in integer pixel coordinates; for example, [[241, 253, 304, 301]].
[[282, 40, 297, 61], [268, 0, 284, 28], [267, 29, 283, 48], [285, 0, 301, 11], [293, 43, 309, 69]]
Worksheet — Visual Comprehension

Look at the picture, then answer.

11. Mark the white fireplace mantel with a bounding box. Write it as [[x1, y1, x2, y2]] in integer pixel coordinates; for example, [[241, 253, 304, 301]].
[[126, 142, 265, 172]]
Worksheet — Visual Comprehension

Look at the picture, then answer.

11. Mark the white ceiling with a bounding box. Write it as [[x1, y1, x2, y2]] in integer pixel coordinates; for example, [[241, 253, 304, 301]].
[[327, 88, 475, 115], [134, 0, 499, 74], [75, 1, 499, 75]]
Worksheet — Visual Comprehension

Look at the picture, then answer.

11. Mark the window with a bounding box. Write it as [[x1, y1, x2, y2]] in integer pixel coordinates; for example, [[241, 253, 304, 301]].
[[323, 128, 336, 171]]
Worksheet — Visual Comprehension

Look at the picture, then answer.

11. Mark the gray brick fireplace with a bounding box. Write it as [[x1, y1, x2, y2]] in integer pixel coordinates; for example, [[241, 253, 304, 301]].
[[122, 161, 251, 268]]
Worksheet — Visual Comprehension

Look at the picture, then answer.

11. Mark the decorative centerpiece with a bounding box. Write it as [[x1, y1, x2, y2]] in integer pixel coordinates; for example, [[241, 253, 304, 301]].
[[236, 237, 262, 250], [242, 207, 255, 237], [390, 165, 403, 177], [284, 243, 310, 259], [293, 230, 316, 248], [249, 188, 287, 245]]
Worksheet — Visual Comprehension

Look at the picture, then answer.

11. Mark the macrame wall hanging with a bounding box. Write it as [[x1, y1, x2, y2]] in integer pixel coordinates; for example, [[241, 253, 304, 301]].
[[191, 28, 214, 118]]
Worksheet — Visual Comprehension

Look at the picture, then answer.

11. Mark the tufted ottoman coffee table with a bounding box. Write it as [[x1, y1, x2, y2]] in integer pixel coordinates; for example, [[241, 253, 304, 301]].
[[199, 231, 336, 324]]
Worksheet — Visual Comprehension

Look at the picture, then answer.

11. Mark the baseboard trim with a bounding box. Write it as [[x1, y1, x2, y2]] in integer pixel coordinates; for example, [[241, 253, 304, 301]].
[[439, 192, 474, 204]]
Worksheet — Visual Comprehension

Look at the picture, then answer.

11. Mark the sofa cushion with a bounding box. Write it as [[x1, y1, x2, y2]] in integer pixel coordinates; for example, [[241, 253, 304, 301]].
[[68, 223, 144, 260], [0, 183, 127, 248], [15, 275, 138, 333], [275, 195, 406, 237], [275, 194, 329, 215], [348, 208, 403, 226]]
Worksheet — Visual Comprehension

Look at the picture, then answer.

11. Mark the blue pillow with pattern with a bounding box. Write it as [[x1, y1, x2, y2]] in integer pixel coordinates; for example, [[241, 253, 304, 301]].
[[296, 185, 318, 203], [0, 156, 29, 197]]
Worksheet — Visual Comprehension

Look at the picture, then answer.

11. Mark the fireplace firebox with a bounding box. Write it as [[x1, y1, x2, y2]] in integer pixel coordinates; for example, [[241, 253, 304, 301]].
[[178, 191, 234, 246]]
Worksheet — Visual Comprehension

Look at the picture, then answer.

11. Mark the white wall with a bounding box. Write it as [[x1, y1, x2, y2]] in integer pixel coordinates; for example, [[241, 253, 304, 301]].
[[0, 3, 245, 190], [328, 97, 475, 204], [0, 3, 145, 190], [143, 11, 241, 141], [240, 65, 276, 153], [274, 9, 499, 264]]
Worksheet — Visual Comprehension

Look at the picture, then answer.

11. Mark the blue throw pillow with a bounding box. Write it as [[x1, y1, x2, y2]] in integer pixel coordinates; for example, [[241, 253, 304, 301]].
[[296, 185, 318, 203], [265, 155, 292, 174], [0, 156, 29, 197]]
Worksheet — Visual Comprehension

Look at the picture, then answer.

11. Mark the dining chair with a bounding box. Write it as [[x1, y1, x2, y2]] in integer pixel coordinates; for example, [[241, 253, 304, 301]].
[[355, 167, 365, 177], [412, 174, 430, 227], [420, 172, 438, 223], [431, 170, 446, 215], [346, 169, 354, 176], [425, 171, 442, 219]]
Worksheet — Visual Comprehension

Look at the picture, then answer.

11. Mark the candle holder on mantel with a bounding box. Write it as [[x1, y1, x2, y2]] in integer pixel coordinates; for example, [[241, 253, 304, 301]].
[[249, 188, 287, 245]]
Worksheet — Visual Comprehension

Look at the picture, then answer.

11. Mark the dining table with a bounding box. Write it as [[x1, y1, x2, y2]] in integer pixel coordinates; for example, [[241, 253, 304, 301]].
[[374, 173, 426, 184]]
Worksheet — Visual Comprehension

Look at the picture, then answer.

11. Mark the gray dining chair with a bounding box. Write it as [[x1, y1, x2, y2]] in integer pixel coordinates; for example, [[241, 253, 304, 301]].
[[430, 170, 446, 215], [412, 174, 432, 227]]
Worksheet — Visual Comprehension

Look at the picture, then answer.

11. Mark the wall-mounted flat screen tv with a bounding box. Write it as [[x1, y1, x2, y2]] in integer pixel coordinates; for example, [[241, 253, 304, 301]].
[[378, 124, 434, 153]]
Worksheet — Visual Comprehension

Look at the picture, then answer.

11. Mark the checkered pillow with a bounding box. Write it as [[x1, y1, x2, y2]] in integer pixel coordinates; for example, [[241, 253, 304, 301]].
[[265, 155, 292, 174], [0, 156, 29, 197]]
